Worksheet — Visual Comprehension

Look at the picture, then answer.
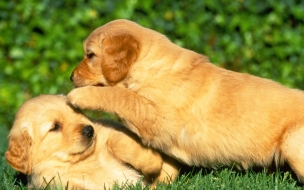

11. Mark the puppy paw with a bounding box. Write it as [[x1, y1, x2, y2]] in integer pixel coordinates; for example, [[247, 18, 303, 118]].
[[67, 87, 93, 109]]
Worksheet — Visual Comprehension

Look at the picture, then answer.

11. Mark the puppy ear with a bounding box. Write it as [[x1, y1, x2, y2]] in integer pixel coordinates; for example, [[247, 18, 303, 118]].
[[5, 131, 32, 174], [101, 33, 139, 85]]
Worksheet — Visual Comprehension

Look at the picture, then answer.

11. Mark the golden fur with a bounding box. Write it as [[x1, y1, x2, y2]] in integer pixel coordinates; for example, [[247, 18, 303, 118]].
[[68, 19, 304, 182], [5, 95, 179, 189]]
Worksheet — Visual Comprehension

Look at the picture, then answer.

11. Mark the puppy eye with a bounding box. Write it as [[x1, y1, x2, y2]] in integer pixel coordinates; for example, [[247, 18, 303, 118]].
[[50, 123, 61, 132], [86, 52, 94, 59]]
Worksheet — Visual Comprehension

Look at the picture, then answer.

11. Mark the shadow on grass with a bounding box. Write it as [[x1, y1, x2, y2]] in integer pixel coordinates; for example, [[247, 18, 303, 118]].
[[13, 172, 28, 187]]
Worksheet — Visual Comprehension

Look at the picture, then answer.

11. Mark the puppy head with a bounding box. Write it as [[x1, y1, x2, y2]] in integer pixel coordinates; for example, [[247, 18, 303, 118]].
[[70, 19, 141, 87], [5, 95, 96, 174]]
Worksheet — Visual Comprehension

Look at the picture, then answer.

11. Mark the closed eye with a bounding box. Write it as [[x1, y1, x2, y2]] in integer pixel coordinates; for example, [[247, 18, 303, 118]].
[[50, 123, 62, 132]]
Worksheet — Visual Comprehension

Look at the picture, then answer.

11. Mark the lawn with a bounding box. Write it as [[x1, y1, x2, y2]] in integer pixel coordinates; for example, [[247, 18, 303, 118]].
[[0, 124, 302, 190]]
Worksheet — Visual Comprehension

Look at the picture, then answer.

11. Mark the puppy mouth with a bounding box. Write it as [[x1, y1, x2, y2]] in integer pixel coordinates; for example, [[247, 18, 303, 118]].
[[73, 82, 105, 88], [59, 137, 96, 163], [75, 135, 96, 155], [94, 83, 105, 87]]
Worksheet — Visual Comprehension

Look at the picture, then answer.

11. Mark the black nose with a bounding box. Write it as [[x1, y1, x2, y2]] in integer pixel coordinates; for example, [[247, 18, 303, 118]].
[[82, 125, 94, 138], [70, 72, 74, 82]]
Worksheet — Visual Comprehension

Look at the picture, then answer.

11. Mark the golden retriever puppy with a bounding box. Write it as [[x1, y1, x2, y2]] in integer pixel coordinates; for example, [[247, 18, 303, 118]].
[[5, 95, 179, 189], [68, 19, 304, 182]]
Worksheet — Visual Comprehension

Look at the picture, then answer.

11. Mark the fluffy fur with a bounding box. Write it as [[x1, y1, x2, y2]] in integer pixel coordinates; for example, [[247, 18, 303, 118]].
[[5, 95, 179, 189], [68, 19, 304, 183]]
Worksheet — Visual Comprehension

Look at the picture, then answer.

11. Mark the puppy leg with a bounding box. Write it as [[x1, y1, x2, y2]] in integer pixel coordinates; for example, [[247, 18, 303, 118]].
[[107, 130, 163, 183], [281, 127, 304, 183], [157, 154, 181, 184], [68, 86, 161, 142]]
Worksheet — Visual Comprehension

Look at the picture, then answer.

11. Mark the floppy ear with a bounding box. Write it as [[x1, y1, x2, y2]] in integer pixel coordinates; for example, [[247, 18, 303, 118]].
[[101, 33, 140, 85], [5, 131, 32, 174]]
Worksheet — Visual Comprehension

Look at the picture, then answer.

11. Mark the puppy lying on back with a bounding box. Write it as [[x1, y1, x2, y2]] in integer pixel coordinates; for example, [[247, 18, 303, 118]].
[[68, 19, 304, 183], [5, 95, 179, 189]]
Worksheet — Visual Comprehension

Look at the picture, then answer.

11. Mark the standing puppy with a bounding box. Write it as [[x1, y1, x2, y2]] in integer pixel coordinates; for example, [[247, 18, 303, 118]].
[[6, 95, 178, 189], [68, 19, 304, 183]]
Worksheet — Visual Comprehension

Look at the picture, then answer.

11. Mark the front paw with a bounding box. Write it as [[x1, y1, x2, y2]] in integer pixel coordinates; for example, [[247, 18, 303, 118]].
[[67, 87, 92, 109]]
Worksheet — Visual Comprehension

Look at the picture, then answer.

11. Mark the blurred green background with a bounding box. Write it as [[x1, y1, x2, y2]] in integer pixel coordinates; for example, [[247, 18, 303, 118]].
[[0, 0, 303, 133]]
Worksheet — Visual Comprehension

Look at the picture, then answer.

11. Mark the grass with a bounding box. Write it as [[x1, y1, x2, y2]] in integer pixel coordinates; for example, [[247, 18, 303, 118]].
[[0, 125, 303, 190]]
